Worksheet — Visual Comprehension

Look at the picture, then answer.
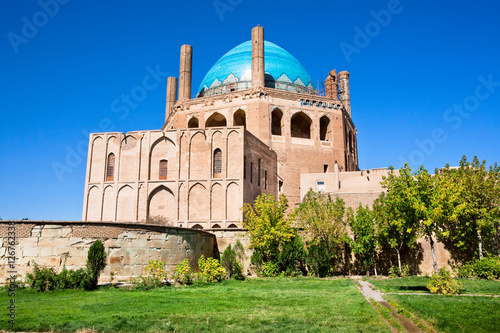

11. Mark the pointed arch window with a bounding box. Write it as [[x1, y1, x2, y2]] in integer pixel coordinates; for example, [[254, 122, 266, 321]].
[[271, 108, 283, 135], [159, 160, 168, 180], [213, 149, 222, 178], [106, 153, 115, 181]]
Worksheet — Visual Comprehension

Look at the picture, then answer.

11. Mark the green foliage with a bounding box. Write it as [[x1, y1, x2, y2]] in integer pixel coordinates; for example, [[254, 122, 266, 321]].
[[458, 255, 500, 280], [374, 164, 423, 273], [85, 240, 107, 290], [260, 261, 280, 277], [278, 235, 307, 276], [349, 205, 378, 274], [293, 190, 350, 276], [56, 267, 87, 289], [426, 268, 463, 295], [134, 260, 169, 289], [173, 258, 193, 285], [221, 243, 245, 280], [243, 194, 294, 264], [388, 264, 409, 278], [433, 156, 500, 262], [306, 240, 333, 278], [197, 255, 227, 283], [26, 262, 88, 292], [26, 262, 58, 292]]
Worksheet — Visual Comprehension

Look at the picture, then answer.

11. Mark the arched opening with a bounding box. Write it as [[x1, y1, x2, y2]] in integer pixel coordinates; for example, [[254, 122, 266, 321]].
[[192, 224, 203, 230], [206, 112, 227, 127], [106, 153, 115, 181], [227, 223, 238, 229], [320, 116, 330, 141], [188, 117, 199, 128], [212, 224, 221, 229], [159, 160, 168, 180], [271, 108, 283, 136], [213, 148, 222, 178], [233, 109, 246, 127], [290, 112, 312, 139]]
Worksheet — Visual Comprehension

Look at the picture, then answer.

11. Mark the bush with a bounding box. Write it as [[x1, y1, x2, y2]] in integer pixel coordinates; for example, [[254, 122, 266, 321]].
[[26, 262, 58, 292], [306, 241, 333, 277], [85, 240, 107, 290], [173, 259, 193, 285], [134, 260, 169, 289], [389, 264, 410, 278], [26, 261, 89, 292], [221, 243, 245, 280], [427, 268, 463, 295], [458, 255, 500, 280], [197, 255, 227, 283], [57, 267, 87, 289], [279, 236, 307, 276], [260, 261, 279, 277]]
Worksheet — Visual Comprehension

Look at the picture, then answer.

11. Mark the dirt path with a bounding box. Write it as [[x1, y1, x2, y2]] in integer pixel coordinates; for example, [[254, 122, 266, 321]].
[[357, 280, 424, 333]]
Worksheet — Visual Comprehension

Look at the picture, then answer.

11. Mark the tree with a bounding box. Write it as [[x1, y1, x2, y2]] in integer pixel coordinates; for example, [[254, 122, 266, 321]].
[[85, 240, 107, 290], [349, 204, 379, 276], [293, 189, 350, 276], [242, 194, 295, 264], [433, 156, 500, 262], [373, 164, 420, 272]]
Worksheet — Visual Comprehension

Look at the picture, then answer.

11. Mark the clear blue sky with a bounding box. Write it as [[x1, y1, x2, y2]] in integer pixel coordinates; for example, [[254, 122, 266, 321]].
[[1, 0, 499, 220]]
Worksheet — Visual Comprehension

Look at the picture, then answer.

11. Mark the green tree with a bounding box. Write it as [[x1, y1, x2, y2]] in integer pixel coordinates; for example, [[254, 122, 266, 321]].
[[348, 204, 378, 276], [242, 194, 294, 264], [293, 189, 349, 276], [85, 240, 107, 290], [433, 156, 500, 261], [373, 164, 420, 272]]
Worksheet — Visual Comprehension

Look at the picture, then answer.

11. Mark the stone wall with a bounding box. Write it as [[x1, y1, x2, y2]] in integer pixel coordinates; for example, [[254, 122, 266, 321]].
[[0, 221, 218, 283]]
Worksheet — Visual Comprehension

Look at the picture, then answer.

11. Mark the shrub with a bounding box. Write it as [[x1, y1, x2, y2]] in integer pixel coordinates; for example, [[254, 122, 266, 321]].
[[85, 240, 107, 291], [306, 241, 333, 278], [458, 255, 500, 280], [144, 260, 168, 282], [133, 260, 169, 290], [389, 264, 409, 278], [427, 268, 463, 295], [57, 267, 87, 289], [221, 243, 245, 280], [26, 261, 89, 292], [197, 255, 227, 283], [26, 262, 58, 292], [173, 259, 193, 285], [260, 262, 279, 277], [278, 235, 307, 276]]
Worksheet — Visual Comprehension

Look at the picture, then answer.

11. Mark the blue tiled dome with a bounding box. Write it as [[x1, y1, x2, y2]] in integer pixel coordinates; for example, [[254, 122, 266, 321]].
[[197, 41, 314, 97]]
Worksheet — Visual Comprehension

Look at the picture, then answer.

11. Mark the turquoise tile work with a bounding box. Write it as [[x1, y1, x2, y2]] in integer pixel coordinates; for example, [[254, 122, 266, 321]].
[[197, 41, 314, 97]]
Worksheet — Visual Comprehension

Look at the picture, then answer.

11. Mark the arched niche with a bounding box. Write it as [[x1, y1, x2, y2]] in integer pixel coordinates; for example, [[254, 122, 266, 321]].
[[290, 112, 312, 139], [206, 112, 227, 127], [233, 109, 246, 127]]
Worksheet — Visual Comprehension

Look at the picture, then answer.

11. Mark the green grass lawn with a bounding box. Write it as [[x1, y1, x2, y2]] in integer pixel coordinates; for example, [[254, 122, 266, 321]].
[[385, 294, 500, 333], [0, 278, 391, 333], [367, 276, 500, 295], [366, 277, 500, 333]]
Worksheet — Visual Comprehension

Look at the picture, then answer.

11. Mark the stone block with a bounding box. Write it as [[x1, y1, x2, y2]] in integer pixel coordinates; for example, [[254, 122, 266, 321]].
[[131, 239, 147, 248], [31, 226, 42, 238], [148, 240, 166, 248], [123, 266, 134, 277], [65, 257, 84, 266], [109, 256, 123, 265], [39, 247, 53, 257], [22, 247, 40, 257], [133, 265, 143, 276]]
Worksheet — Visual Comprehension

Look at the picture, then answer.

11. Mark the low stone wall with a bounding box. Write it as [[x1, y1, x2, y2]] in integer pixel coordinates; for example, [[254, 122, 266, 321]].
[[0, 221, 218, 283]]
